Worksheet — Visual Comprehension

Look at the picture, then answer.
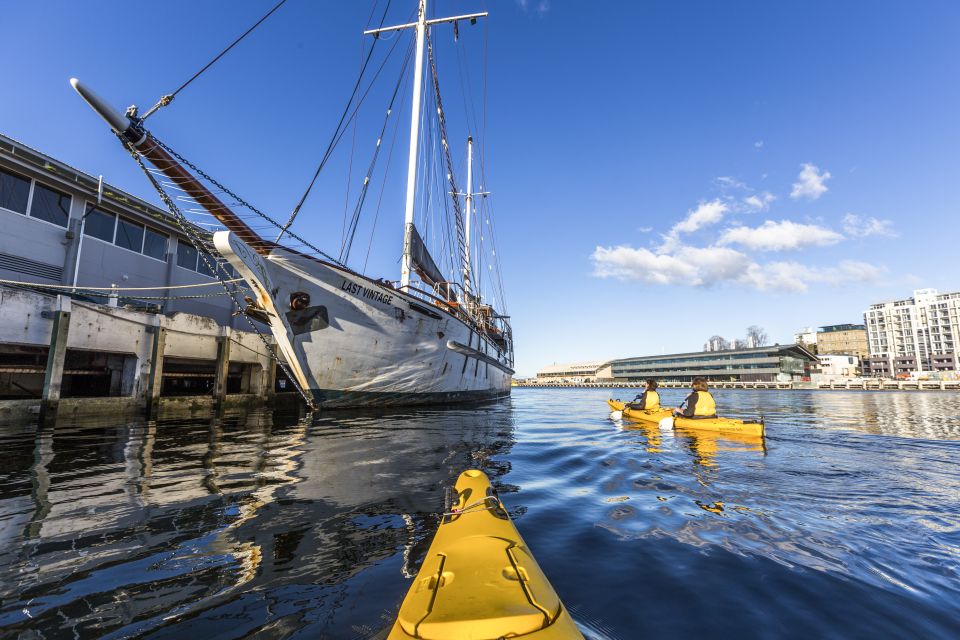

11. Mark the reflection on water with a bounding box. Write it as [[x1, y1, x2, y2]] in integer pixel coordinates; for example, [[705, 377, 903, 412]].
[[1, 389, 959, 639], [0, 405, 516, 638]]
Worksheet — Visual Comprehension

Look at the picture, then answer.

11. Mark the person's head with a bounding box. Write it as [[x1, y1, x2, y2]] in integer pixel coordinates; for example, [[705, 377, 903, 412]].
[[691, 377, 709, 392], [646, 379, 658, 390]]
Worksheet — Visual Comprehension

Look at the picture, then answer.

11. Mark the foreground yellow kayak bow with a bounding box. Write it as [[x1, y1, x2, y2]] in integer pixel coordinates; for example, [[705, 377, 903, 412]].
[[388, 470, 583, 639]]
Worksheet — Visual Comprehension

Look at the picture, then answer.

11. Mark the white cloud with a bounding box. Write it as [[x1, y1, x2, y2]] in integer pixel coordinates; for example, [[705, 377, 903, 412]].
[[714, 176, 746, 190], [591, 244, 750, 287], [754, 140, 764, 149], [790, 163, 831, 200], [660, 199, 729, 252], [673, 200, 728, 234], [742, 192, 776, 212], [592, 244, 881, 292], [740, 260, 884, 292], [842, 213, 898, 238], [719, 220, 843, 251]]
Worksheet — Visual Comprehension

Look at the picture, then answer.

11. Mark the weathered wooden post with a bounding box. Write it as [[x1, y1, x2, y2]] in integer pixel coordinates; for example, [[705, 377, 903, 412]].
[[145, 317, 166, 418], [264, 338, 277, 402], [40, 296, 72, 422], [213, 327, 232, 408]]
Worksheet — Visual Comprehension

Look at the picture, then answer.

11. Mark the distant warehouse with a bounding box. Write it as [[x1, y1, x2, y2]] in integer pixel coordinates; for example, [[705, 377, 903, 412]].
[[610, 344, 817, 383], [534, 360, 613, 383]]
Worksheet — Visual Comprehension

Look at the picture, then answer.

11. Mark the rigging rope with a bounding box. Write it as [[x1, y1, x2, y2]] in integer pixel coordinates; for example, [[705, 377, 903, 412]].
[[142, 0, 290, 121], [277, 0, 396, 241], [340, 44, 412, 264], [117, 133, 317, 410], [425, 33, 469, 304], [0, 278, 244, 292], [151, 136, 345, 267]]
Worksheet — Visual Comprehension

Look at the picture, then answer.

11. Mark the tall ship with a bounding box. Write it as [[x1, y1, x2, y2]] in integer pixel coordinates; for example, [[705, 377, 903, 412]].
[[71, 0, 513, 409]]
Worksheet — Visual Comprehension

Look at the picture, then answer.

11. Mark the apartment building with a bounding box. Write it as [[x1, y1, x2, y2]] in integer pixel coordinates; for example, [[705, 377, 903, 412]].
[[817, 324, 868, 358], [863, 289, 960, 376]]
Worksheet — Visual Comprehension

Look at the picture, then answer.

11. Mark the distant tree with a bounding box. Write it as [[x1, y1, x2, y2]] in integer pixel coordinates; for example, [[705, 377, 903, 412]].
[[746, 325, 769, 347], [704, 335, 729, 351], [733, 338, 749, 350]]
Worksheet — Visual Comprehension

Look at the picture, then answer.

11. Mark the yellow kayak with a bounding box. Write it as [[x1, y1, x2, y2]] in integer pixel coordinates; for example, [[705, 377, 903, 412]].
[[607, 399, 625, 412], [622, 406, 673, 424], [388, 470, 583, 640], [671, 415, 765, 437]]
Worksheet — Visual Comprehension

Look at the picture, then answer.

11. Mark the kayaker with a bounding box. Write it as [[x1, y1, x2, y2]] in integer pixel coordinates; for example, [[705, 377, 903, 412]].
[[674, 377, 717, 419], [627, 379, 660, 411]]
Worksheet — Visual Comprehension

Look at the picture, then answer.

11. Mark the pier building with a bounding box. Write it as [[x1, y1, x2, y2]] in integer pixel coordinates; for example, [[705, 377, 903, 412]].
[[863, 288, 960, 377], [817, 354, 861, 377], [609, 344, 817, 383], [0, 133, 237, 324], [534, 360, 612, 383], [817, 324, 867, 358], [0, 134, 304, 418]]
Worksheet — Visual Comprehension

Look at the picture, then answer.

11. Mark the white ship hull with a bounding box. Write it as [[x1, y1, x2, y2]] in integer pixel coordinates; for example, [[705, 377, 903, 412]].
[[215, 232, 513, 408]]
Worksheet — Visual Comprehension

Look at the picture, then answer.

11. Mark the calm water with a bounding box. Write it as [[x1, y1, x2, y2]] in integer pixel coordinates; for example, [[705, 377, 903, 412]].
[[1, 389, 959, 639]]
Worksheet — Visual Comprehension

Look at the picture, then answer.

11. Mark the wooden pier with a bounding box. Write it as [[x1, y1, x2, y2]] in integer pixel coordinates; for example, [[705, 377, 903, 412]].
[[0, 285, 296, 423]]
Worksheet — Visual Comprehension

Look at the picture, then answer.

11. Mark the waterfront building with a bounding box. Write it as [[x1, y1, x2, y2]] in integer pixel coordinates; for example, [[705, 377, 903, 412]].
[[610, 344, 817, 383], [0, 133, 238, 325], [818, 354, 861, 378], [535, 360, 612, 383], [863, 288, 960, 377], [817, 324, 868, 358], [794, 327, 818, 349]]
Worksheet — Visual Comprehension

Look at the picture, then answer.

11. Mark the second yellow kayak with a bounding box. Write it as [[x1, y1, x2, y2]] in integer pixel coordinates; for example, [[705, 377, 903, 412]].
[[387, 470, 583, 639], [670, 416, 765, 437], [609, 399, 765, 436]]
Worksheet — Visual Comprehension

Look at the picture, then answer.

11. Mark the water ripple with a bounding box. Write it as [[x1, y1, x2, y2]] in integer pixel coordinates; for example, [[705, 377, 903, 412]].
[[1, 390, 959, 638]]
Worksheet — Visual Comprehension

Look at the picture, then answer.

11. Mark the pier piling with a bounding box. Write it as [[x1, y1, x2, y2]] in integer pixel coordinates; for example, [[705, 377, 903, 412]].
[[213, 328, 232, 408], [145, 319, 167, 419], [40, 296, 72, 422]]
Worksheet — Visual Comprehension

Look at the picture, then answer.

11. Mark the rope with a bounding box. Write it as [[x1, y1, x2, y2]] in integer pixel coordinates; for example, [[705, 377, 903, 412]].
[[141, 0, 290, 121], [151, 137, 345, 267], [426, 33, 470, 311], [0, 278, 245, 292], [118, 132, 317, 410], [277, 0, 396, 241], [340, 43, 412, 264], [441, 495, 499, 517]]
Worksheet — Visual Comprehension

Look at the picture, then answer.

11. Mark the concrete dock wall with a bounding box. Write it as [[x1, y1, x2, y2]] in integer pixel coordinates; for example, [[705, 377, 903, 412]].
[[0, 286, 288, 422]]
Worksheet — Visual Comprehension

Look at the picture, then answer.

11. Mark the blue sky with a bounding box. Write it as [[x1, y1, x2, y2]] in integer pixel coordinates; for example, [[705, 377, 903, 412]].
[[3, 1, 958, 376]]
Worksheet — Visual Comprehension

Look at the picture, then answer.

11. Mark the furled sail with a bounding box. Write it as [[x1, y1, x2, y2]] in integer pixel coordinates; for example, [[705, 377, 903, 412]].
[[405, 223, 446, 287]]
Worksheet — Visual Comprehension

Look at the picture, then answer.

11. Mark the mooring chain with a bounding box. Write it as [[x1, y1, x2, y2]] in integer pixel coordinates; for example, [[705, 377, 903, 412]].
[[118, 132, 317, 410], [151, 137, 345, 268]]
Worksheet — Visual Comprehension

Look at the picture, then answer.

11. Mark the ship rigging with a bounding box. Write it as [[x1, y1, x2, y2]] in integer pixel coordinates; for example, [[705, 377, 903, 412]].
[[71, 0, 513, 409]]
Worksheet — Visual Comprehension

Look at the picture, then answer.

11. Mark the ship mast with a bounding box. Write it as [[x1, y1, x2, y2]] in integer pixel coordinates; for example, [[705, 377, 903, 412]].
[[364, 1, 487, 290], [464, 135, 474, 295]]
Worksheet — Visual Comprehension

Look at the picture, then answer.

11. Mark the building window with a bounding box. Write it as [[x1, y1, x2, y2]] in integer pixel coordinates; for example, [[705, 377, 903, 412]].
[[116, 217, 145, 252], [143, 227, 168, 260], [0, 168, 31, 214], [83, 205, 116, 242], [30, 182, 71, 227], [177, 241, 199, 270]]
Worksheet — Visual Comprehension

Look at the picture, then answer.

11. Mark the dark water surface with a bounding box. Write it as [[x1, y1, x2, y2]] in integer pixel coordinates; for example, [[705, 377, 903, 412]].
[[1, 388, 959, 639]]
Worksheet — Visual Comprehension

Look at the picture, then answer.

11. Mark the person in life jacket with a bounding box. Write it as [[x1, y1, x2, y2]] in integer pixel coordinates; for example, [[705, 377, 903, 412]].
[[626, 379, 660, 411], [674, 377, 717, 419]]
